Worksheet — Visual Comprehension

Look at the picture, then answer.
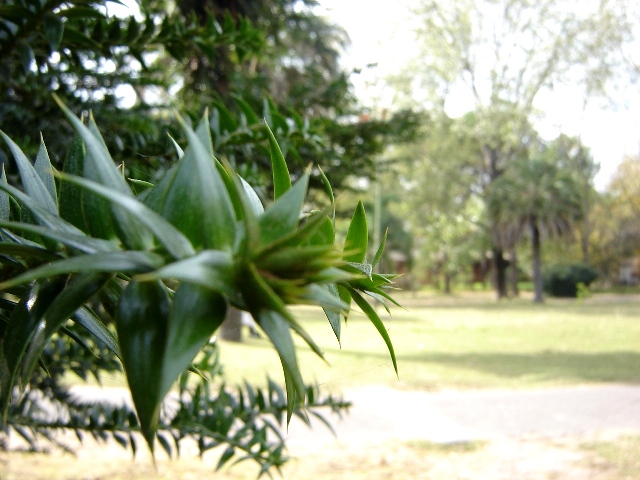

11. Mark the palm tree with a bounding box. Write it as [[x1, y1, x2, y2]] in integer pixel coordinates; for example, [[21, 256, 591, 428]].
[[487, 156, 584, 302]]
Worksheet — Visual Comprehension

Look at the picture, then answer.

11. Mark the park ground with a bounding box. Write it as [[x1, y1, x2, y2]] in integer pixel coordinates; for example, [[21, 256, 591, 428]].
[[2, 291, 640, 479]]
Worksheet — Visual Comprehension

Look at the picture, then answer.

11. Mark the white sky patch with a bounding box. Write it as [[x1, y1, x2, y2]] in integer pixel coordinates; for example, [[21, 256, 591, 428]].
[[319, 0, 640, 191]]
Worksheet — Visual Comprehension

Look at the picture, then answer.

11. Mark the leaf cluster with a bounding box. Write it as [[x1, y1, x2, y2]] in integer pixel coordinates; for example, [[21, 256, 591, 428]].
[[0, 100, 400, 470]]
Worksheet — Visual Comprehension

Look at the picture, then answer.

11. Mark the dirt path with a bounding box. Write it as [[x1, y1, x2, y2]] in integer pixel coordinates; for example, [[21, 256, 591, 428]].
[[285, 384, 640, 452], [3, 384, 640, 479]]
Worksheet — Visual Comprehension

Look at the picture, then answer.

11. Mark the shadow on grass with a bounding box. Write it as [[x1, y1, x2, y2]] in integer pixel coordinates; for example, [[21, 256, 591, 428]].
[[319, 347, 640, 385]]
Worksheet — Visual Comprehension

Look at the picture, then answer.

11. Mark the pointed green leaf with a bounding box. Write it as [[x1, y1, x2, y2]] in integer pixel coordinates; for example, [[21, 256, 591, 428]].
[[144, 114, 236, 250], [34, 139, 57, 208], [216, 160, 261, 255], [304, 212, 335, 246], [0, 278, 64, 421], [73, 307, 120, 359], [343, 201, 368, 263], [160, 283, 227, 398], [20, 272, 113, 384], [0, 131, 57, 214], [320, 283, 341, 345], [255, 206, 334, 258], [216, 446, 236, 471], [372, 228, 388, 267], [264, 123, 290, 199], [0, 220, 117, 254], [58, 137, 87, 231], [57, 173, 195, 259], [43, 12, 64, 51], [0, 181, 84, 235], [301, 283, 348, 312], [0, 242, 60, 262], [195, 112, 215, 158], [53, 96, 131, 195], [347, 287, 398, 377], [116, 280, 170, 453], [0, 168, 9, 221], [318, 167, 335, 223], [234, 95, 261, 125], [337, 285, 352, 322], [54, 97, 150, 249], [168, 135, 184, 158], [243, 263, 325, 361], [258, 173, 308, 247], [135, 250, 234, 297], [0, 251, 165, 290], [239, 175, 264, 216], [254, 309, 304, 423]]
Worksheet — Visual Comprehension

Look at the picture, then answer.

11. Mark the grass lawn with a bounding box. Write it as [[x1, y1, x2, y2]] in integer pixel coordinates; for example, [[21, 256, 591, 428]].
[[215, 291, 640, 392]]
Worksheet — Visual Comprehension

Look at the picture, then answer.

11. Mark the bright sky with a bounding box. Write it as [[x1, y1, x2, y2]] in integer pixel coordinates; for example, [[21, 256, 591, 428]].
[[319, 0, 640, 191]]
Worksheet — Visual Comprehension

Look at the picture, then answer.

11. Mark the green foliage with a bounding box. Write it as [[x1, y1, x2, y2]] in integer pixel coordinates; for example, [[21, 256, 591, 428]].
[[0, 0, 263, 160], [4, 342, 350, 475], [0, 103, 399, 470], [543, 263, 598, 298]]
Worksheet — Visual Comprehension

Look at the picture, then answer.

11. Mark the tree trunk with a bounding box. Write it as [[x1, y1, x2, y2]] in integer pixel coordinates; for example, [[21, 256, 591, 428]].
[[509, 247, 519, 297], [444, 271, 452, 294], [484, 144, 509, 299], [530, 217, 544, 303], [493, 246, 509, 299], [581, 216, 591, 264], [219, 306, 243, 342]]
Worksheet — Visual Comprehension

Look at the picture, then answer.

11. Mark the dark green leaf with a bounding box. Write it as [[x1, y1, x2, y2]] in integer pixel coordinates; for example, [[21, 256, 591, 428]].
[[16, 41, 34, 74], [258, 173, 308, 247], [318, 167, 335, 223], [57, 173, 195, 260], [0, 219, 116, 254], [321, 283, 341, 345], [157, 432, 172, 458], [343, 201, 368, 263], [34, 139, 57, 207], [264, 123, 290, 199], [0, 251, 164, 290], [43, 13, 64, 51], [0, 182, 81, 237], [0, 168, 9, 221], [253, 309, 304, 424], [0, 279, 64, 421], [0, 132, 57, 214], [0, 242, 59, 262], [135, 250, 234, 297], [53, 97, 129, 195], [346, 287, 398, 377], [116, 280, 170, 453], [58, 137, 87, 231], [20, 272, 113, 384], [73, 307, 120, 359], [216, 446, 235, 470], [159, 283, 226, 398], [372, 228, 388, 267], [144, 114, 236, 251]]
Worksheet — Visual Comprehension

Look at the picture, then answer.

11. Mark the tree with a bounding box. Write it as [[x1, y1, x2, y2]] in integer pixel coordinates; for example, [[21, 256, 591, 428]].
[[393, 113, 487, 293], [590, 155, 640, 281], [487, 155, 584, 302], [0, 0, 264, 161], [407, 0, 635, 298]]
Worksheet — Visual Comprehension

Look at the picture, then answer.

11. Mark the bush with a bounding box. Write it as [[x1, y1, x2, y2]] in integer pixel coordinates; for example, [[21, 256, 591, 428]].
[[543, 263, 598, 298], [0, 101, 399, 474]]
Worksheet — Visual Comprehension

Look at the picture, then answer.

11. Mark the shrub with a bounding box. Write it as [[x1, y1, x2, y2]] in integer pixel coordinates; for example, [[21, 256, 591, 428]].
[[0, 99, 399, 474], [543, 263, 598, 298]]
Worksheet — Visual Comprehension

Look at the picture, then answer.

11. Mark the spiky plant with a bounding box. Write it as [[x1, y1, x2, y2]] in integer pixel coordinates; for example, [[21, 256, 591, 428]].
[[0, 97, 399, 460]]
